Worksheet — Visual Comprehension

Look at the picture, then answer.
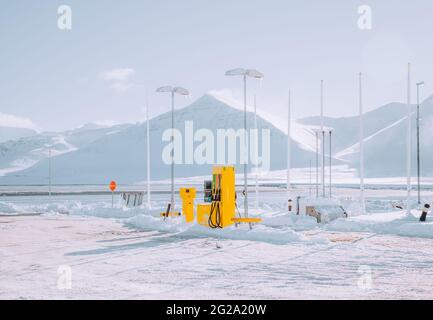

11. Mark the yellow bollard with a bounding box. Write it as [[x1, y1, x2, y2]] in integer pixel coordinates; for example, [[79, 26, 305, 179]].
[[179, 188, 196, 223]]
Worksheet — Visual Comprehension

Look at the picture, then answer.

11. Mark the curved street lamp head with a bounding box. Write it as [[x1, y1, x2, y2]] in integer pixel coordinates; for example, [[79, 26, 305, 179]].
[[156, 86, 174, 93], [246, 69, 264, 79], [173, 86, 189, 96], [416, 81, 425, 87], [225, 68, 264, 79], [225, 68, 247, 76], [156, 86, 189, 96]]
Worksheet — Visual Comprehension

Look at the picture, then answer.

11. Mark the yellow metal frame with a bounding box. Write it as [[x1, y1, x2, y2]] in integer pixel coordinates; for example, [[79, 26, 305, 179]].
[[231, 217, 262, 224]]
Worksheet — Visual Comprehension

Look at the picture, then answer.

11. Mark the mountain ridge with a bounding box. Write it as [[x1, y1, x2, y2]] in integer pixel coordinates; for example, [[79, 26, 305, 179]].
[[1, 93, 433, 183]]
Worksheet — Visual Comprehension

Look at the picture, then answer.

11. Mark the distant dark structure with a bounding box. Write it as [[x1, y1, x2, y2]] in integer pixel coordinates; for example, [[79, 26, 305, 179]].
[[420, 203, 430, 222]]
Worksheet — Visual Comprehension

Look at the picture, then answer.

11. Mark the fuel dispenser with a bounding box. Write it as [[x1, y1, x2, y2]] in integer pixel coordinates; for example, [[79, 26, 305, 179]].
[[186, 166, 261, 228], [206, 166, 236, 228]]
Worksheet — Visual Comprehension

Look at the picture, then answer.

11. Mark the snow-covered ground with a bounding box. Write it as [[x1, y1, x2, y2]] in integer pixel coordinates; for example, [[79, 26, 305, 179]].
[[1, 191, 433, 299]]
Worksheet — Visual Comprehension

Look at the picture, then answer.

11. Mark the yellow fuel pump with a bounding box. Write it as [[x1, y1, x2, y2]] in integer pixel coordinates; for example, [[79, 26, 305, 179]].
[[179, 188, 196, 223], [176, 166, 261, 227], [207, 166, 236, 228], [196, 166, 261, 228]]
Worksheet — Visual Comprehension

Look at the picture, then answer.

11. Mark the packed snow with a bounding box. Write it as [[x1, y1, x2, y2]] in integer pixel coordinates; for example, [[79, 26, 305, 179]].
[[2, 188, 433, 299], [2, 190, 433, 241]]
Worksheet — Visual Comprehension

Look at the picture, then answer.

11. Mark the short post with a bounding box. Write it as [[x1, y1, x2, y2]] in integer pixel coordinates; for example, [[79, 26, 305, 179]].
[[420, 203, 430, 222], [109, 180, 117, 209], [48, 148, 52, 200]]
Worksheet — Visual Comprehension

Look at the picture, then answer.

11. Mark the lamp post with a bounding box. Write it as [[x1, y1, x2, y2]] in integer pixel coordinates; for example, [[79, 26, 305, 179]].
[[156, 86, 189, 215], [287, 89, 291, 201], [320, 80, 325, 198], [359, 72, 366, 214], [48, 147, 52, 200], [315, 130, 319, 197], [145, 93, 151, 209], [322, 129, 326, 197], [225, 68, 264, 220], [309, 159, 312, 197], [254, 95, 259, 211], [328, 129, 332, 198], [416, 81, 425, 205], [406, 63, 411, 216]]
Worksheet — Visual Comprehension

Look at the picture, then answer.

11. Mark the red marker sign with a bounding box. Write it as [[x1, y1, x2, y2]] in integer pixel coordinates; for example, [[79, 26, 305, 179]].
[[109, 180, 117, 192]]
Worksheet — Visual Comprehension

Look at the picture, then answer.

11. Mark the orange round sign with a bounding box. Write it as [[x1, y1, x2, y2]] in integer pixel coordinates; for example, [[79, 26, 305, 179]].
[[109, 180, 117, 192]]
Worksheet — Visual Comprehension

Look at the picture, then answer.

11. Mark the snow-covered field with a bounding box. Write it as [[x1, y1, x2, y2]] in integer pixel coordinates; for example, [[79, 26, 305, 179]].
[[1, 191, 433, 299]]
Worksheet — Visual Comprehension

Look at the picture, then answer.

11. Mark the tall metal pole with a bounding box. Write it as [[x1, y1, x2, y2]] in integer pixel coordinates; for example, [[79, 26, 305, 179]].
[[359, 72, 366, 214], [416, 83, 421, 205], [243, 74, 248, 219], [48, 148, 52, 200], [315, 130, 319, 197], [320, 80, 325, 198], [146, 94, 151, 209], [287, 90, 291, 199], [322, 130, 325, 197], [171, 91, 175, 214], [309, 159, 312, 197], [329, 130, 332, 198], [254, 94, 258, 211], [406, 63, 412, 215]]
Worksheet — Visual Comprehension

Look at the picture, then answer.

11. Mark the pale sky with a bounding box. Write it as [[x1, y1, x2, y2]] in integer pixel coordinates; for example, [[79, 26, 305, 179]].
[[1, 0, 432, 131]]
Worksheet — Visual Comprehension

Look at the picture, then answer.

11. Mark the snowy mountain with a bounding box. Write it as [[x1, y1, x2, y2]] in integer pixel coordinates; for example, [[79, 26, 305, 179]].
[[0, 94, 317, 184], [300, 95, 433, 177], [0, 112, 39, 143], [298, 102, 409, 152], [0, 127, 38, 143], [2, 93, 433, 184], [0, 123, 132, 178]]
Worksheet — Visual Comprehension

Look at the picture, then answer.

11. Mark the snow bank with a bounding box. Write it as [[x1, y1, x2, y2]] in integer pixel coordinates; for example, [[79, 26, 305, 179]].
[[260, 205, 433, 240], [4, 196, 433, 242], [126, 213, 305, 245], [0, 200, 71, 215], [326, 210, 433, 239], [0, 199, 146, 218], [0, 201, 21, 214], [69, 202, 146, 219], [126, 213, 191, 233], [262, 210, 319, 231], [187, 224, 303, 245]]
